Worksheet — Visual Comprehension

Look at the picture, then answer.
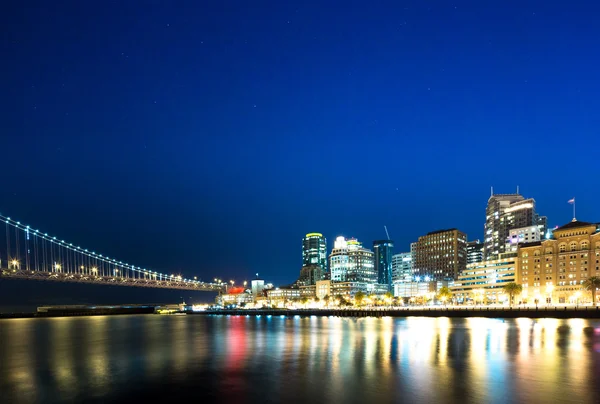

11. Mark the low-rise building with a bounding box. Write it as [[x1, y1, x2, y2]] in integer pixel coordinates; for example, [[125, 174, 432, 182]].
[[394, 281, 437, 298], [217, 292, 254, 306], [266, 287, 301, 302], [451, 257, 517, 304]]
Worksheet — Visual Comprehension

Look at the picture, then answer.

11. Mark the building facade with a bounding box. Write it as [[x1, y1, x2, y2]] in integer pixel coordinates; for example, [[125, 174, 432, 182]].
[[302, 233, 327, 273], [517, 219, 600, 304], [392, 252, 413, 282], [414, 229, 467, 281], [466, 240, 484, 264], [451, 257, 517, 304], [483, 193, 547, 260], [373, 239, 394, 291], [329, 237, 376, 284], [295, 264, 324, 287], [505, 225, 541, 254]]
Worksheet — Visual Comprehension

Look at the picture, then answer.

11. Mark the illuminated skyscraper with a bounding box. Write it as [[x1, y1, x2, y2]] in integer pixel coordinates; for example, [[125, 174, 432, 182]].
[[373, 240, 394, 291], [483, 192, 547, 260], [302, 233, 327, 273], [329, 237, 376, 283]]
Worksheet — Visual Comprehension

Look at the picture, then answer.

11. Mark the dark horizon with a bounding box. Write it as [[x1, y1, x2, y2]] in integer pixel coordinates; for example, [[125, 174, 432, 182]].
[[2, 1, 600, 305]]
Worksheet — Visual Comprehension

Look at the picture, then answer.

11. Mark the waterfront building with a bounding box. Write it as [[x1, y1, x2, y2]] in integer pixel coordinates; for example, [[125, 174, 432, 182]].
[[414, 229, 467, 281], [266, 287, 301, 302], [329, 237, 376, 283], [505, 225, 541, 254], [302, 233, 328, 273], [217, 292, 254, 307], [483, 192, 547, 260], [392, 252, 412, 282], [450, 257, 517, 304], [393, 281, 436, 298], [251, 279, 266, 300], [373, 239, 394, 291], [466, 240, 484, 264], [316, 280, 331, 299], [517, 219, 600, 304]]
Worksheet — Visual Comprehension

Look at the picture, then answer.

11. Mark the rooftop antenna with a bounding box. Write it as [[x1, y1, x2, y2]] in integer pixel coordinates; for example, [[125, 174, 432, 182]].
[[517, 185, 520, 194], [491, 186, 494, 197], [384, 225, 391, 240]]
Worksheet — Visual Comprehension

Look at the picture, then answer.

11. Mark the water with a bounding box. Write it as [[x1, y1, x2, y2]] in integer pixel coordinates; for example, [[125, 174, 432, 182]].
[[1, 315, 599, 404]]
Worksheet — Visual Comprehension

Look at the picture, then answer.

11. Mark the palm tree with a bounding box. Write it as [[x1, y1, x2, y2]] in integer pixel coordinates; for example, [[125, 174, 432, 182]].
[[583, 276, 600, 305], [503, 283, 523, 307], [436, 286, 453, 306], [354, 291, 366, 306]]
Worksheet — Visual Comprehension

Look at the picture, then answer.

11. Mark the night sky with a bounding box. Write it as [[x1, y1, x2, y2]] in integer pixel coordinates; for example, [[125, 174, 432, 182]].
[[1, 1, 599, 306]]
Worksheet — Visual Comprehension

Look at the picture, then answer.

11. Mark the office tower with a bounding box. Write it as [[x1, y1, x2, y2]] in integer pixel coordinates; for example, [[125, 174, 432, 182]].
[[466, 240, 484, 264], [414, 228, 467, 281], [392, 252, 412, 282], [302, 233, 327, 273], [329, 237, 376, 284], [483, 192, 547, 260], [373, 240, 394, 291]]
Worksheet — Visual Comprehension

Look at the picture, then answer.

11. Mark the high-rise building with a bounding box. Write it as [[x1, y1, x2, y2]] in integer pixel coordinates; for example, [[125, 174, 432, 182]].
[[329, 237, 376, 284], [302, 233, 327, 273], [392, 252, 412, 282], [466, 240, 484, 264], [483, 192, 547, 261], [373, 240, 394, 291], [414, 228, 467, 281]]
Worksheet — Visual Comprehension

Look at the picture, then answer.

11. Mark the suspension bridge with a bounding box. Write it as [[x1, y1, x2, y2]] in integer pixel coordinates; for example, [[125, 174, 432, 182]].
[[0, 212, 226, 292]]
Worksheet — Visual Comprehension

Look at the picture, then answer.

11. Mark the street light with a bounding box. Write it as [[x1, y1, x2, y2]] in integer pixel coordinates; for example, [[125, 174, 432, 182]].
[[546, 284, 554, 305], [54, 263, 62, 272], [10, 259, 19, 269]]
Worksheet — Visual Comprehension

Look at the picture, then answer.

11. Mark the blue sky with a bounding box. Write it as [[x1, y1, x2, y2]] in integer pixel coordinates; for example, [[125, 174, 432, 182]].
[[1, 1, 599, 297]]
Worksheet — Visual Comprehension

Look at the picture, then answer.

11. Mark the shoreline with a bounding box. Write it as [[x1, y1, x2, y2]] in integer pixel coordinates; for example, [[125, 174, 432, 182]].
[[3, 306, 600, 320], [193, 307, 600, 319]]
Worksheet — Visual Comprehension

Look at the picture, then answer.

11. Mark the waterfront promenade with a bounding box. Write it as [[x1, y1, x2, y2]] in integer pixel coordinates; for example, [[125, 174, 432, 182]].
[[198, 306, 600, 319]]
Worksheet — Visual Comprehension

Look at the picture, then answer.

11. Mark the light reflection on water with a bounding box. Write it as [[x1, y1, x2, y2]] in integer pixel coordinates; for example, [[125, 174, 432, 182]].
[[0, 315, 599, 403]]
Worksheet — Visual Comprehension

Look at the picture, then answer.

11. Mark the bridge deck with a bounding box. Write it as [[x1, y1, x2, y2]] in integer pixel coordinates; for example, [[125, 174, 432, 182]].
[[0, 268, 223, 292]]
